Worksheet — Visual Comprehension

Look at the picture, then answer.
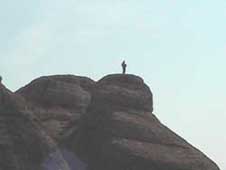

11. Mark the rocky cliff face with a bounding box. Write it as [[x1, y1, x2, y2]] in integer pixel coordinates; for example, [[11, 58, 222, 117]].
[[0, 74, 220, 170]]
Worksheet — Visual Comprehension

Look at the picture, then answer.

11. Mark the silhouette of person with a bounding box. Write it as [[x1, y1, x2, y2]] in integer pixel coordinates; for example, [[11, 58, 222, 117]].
[[121, 60, 127, 74], [0, 76, 2, 83]]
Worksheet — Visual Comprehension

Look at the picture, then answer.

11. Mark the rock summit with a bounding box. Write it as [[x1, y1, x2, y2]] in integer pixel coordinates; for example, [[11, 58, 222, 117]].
[[0, 74, 220, 170]]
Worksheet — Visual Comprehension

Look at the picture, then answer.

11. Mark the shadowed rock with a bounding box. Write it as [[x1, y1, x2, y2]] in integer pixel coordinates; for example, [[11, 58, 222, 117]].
[[0, 83, 73, 170], [16, 75, 94, 141]]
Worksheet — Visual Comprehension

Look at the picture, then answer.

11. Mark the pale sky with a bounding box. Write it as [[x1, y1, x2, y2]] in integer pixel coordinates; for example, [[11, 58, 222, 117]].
[[0, 0, 225, 169]]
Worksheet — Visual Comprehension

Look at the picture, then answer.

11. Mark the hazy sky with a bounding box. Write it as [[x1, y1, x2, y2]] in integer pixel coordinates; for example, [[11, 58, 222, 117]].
[[0, 0, 225, 169]]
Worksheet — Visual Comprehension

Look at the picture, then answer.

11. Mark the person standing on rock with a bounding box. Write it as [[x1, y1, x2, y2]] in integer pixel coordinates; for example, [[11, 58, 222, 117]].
[[121, 60, 127, 74]]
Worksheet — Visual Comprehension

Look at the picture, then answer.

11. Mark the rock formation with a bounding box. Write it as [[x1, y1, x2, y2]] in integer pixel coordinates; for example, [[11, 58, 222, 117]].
[[0, 82, 72, 170], [0, 74, 220, 170], [16, 75, 94, 142]]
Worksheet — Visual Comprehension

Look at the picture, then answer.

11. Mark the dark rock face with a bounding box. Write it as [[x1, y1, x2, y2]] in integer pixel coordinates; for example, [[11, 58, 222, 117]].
[[0, 74, 220, 170], [0, 84, 56, 170], [17, 75, 94, 109], [16, 75, 94, 141]]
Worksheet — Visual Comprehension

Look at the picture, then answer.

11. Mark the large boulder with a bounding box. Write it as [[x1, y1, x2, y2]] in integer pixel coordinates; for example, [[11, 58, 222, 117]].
[[73, 74, 219, 170]]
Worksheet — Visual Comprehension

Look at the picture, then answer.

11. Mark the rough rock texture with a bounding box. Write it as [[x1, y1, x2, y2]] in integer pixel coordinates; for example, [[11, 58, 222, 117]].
[[0, 83, 72, 170], [0, 74, 220, 170], [16, 75, 94, 141], [73, 74, 219, 170]]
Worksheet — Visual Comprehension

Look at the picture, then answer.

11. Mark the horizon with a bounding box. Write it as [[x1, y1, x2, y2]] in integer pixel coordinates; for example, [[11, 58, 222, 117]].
[[0, 0, 225, 169]]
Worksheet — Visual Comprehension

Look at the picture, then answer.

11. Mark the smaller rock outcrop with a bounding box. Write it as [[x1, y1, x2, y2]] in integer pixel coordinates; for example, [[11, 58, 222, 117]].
[[96, 74, 153, 112], [16, 75, 95, 141]]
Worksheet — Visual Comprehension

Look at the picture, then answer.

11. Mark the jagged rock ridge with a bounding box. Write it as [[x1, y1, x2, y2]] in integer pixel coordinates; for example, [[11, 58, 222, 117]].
[[0, 74, 220, 170]]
